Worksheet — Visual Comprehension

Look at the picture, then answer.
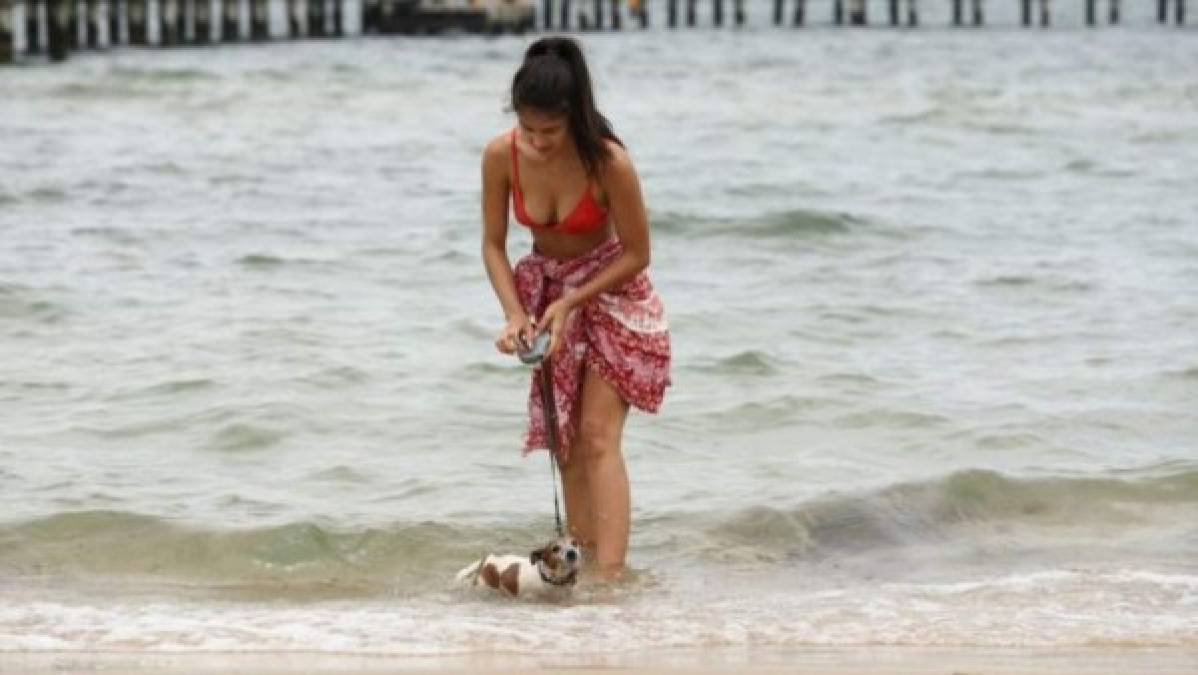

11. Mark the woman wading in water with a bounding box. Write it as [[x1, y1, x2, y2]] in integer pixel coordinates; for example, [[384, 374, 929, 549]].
[[480, 37, 671, 581]]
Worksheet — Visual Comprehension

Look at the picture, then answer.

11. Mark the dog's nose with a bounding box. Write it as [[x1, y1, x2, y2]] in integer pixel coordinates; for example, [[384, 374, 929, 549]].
[[566, 549, 578, 563]]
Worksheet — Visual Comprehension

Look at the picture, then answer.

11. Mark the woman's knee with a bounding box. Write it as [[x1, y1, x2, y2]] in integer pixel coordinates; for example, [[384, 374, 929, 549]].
[[575, 418, 621, 467]]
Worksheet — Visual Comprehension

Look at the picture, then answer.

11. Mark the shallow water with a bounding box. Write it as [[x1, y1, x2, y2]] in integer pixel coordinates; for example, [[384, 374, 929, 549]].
[[2, 15, 1197, 655]]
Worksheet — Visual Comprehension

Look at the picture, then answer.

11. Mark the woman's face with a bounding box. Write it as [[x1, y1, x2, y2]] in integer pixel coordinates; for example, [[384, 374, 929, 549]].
[[516, 107, 570, 159]]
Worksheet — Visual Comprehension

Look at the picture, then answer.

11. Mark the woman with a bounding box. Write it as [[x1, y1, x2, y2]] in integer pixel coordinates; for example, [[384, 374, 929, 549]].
[[480, 37, 671, 581]]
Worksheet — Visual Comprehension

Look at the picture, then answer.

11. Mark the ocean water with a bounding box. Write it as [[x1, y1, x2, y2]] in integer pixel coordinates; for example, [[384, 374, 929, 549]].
[[2, 12, 1198, 660]]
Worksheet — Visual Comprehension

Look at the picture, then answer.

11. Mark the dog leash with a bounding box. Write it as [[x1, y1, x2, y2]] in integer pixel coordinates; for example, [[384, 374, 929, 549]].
[[536, 354, 566, 539]]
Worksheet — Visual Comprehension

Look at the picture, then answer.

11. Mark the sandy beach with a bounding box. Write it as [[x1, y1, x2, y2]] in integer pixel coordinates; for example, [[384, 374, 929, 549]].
[[4, 647, 1197, 675]]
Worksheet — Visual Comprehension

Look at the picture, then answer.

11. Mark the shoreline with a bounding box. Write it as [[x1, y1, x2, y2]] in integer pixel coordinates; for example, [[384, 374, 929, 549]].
[[3, 646, 1196, 674]]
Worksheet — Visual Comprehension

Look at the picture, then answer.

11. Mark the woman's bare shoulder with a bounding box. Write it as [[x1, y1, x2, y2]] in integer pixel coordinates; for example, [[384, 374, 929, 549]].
[[482, 130, 513, 165], [600, 139, 636, 180]]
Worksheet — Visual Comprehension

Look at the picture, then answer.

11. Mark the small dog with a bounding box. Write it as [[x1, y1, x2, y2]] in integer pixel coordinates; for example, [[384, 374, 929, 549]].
[[455, 536, 583, 598]]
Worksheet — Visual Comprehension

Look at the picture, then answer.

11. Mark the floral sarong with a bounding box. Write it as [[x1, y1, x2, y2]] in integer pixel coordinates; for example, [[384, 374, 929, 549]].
[[514, 238, 671, 462]]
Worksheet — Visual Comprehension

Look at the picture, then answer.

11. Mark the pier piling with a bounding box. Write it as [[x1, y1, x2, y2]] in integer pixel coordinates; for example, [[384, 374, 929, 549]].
[[85, 0, 101, 46], [27, 0, 42, 52], [1021, 0, 1029, 25], [194, 0, 212, 43], [221, 0, 238, 40], [733, 0, 742, 25], [793, 0, 803, 24], [289, 0, 302, 36], [1179, 0, 1186, 24], [559, 0, 568, 30], [310, 0, 326, 36], [889, 0, 897, 25], [685, 0, 693, 27], [1109, 0, 1118, 23], [250, 0, 267, 39], [1, 0, 13, 64], [161, 0, 182, 45], [69, 0, 81, 48], [848, 0, 864, 24], [972, 0, 981, 24], [1086, 0, 1094, 24], [833, 0, 842, 24], [48, 0, 69, 59], [907, 0, 916, 25], [713, 0, 722, 27], [363, 0, 377, 32], [108, 0, 120, 44], [128, 0, 145, 43], [1039, 0, 1049, 26], [666, 0, 674, 27], [952, 0, 961, 25]]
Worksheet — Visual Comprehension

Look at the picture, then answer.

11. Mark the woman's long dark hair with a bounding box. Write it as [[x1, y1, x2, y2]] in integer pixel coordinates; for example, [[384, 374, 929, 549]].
[[510, 37, 623, 179]]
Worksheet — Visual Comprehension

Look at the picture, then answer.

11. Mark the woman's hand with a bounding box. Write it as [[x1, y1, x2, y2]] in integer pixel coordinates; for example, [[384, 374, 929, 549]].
[[495, 314, 534, 355], [535, 298, 573, 357]]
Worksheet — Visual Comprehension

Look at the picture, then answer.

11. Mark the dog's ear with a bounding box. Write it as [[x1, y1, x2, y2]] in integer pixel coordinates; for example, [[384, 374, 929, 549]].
[[529, 547, 544, 566]]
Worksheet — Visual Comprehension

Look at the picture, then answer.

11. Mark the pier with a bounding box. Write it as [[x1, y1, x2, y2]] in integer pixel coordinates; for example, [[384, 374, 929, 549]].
[[1, 0, 1193, 65]]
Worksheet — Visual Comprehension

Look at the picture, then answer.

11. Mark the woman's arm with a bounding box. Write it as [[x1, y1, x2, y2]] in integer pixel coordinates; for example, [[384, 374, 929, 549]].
[[562, 143, 652, 308], [480, 137, 526, 323]]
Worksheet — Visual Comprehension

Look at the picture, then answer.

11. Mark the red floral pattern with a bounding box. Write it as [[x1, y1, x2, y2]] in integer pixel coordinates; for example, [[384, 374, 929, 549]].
[[514, 238, 672, 462]]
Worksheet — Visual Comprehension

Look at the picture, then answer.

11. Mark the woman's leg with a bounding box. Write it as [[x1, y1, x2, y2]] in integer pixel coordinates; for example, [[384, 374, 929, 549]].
[[574, 368, 631, 579], [557, 446, 595, 551]]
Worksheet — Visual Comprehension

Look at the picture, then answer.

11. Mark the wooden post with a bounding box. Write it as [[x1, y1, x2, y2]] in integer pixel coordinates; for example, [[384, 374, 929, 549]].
[[971, 0, 980, 24], [1158, 0, 1166, 23], [48, 0, 69, 58], [221, 0, 237, 40], [250, 0, 266, 39], [773, 0, 780, 24], [128, 0, 145, 43], [713, 0, 722, 26], [952, 0, 961, 25], [889, 0, 897, 25], [733, 0, 742, 24], [108, 0, 120, 45], [27, 0, 42, 52], [611, 0, 621, 29], [194, 0, 211, 43], [793, 0, 803, 24], [333, 0, 342, 34], [559, 0, 568, 30], [362, 0, 377, 32], [1039, 0, 1049, 26], [847, 0, 864, 24], [666, 0, 675, 26], [685, 0, 693, 26], [1086, 0, 1094, 24], [161, 0, 183, 44], [1020, 0, 1029, 26], [1108, 0, 1118, 23], [85, 0, 101, 46], [309, 0, 324, 36], [0, 0, 13, 64], [907, 0, 916, 26], [589, 0, 599, 29], [70, 0, 81, 47], [833, 0, 842, 25], [288, 0, 301, 36], [1179, 0, 1186, 24], [638, 0, 647, 26]]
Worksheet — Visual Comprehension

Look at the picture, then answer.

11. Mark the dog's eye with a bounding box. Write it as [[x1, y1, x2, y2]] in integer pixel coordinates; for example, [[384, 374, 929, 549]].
[[552, 545, 560, 552]]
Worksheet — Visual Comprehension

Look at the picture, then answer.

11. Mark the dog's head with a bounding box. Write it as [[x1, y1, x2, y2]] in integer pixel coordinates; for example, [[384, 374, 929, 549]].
[[529, 536, 583, 586]]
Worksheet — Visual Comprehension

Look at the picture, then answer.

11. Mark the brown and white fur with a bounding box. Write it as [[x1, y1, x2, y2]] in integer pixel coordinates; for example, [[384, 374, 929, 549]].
[[455, 536, 582, 598]]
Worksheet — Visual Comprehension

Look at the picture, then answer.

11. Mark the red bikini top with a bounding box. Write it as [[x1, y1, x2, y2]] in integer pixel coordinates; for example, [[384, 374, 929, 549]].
[[510, 129, 608, 235]]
